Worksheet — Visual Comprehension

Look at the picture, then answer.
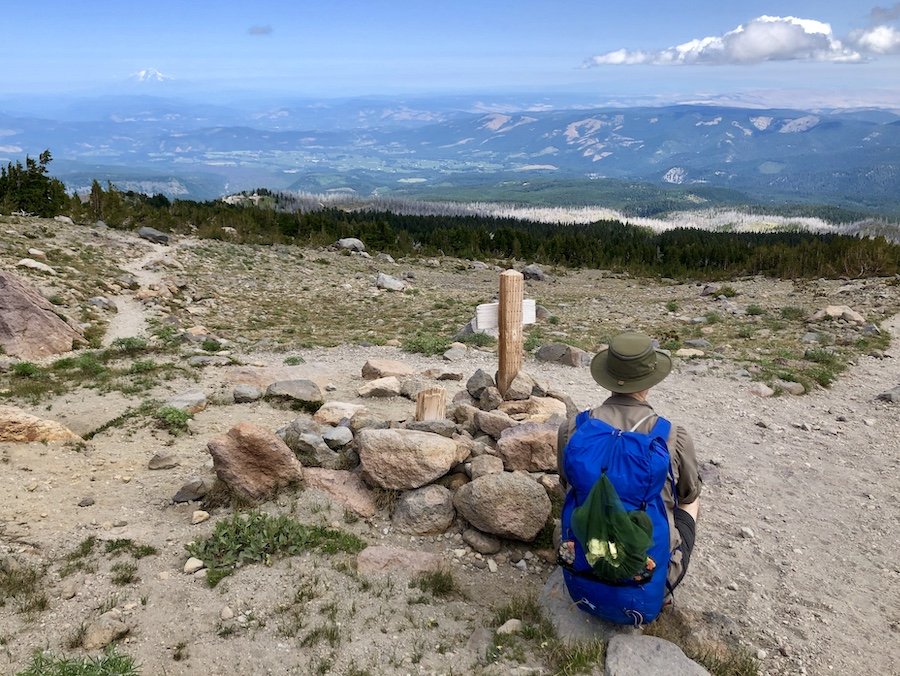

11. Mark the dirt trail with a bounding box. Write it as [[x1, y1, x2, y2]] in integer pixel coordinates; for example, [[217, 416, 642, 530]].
[[102, 241, 172, 346]]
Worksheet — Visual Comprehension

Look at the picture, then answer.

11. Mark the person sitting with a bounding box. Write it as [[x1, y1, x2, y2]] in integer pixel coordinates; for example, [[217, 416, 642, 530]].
[[556, 332, 702, 622]]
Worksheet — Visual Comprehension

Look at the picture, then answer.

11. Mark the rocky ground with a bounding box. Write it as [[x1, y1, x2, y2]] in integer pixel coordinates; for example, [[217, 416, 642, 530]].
[[1, 216, 899, 676]]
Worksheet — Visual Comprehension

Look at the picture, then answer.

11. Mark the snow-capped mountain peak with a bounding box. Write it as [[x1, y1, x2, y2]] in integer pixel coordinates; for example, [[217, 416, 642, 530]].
[[130, 68, 172, 83]]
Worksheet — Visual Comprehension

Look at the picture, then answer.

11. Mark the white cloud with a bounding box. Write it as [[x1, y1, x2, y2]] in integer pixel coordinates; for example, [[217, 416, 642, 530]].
[[850, 25, 900, 53], [587, 16, 861, 66]]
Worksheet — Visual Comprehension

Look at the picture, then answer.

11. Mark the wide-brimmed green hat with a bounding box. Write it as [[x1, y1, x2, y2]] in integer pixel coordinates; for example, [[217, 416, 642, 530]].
[[590, 333, 672, 393]]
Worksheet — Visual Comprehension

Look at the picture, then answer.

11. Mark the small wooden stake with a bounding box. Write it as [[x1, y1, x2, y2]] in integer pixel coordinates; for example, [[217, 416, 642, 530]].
[[497, 269, 524, 396], [415, 386, 447, 421]]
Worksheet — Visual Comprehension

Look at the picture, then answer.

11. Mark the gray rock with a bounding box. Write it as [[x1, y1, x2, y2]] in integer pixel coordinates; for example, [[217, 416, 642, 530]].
[[392, 485, 455, 535], [233, 384, 263, 403], [138, 226, 169, 245], [443, 346, 467, 361], [469, 454, 504, 479], [82, 609, 130, 650], [479, 386, 503, 412], [496, 420, 560, 472], [78, 497, 95, 507], [280, 419, 341, 468], [164, 389, 207, 414], [322, 425, 353, 449], [749, 383, 775, 398], [357, 376, 402, 398], [604, 634, 710, 676], [775, 379, 805, 396], [266, 379, 324, 408], [88, 296, 118, 312], [453, 472, 551, 541], [399, 376, 432, 400], [359, 428, 468, 490], [375, 272, 406, 292], [173, 478, 209, 503], [148, 452, 178, 470], [117, 273, 140, 290], [535, 343, 592, 367], [684, 338, 712, 349], [876, 385, 900, 403], [188, 355, 231, 367], [336, 237, 366, 252], [462, 528, 501, 554], [504, 371, 535, 401], [475, 410, 519, 439], [406, 418, 458, 437], [539, 568, 632, 645], [375, 252, 395, 264], [522, 264, 545, 281], [466, 369, 495, 398], [362, 359, 416, 379]]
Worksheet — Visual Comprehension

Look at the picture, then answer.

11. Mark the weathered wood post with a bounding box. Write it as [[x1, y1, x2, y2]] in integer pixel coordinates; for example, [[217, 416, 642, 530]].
[[415, 386, 447, 421], [497, 269, 524, 396]]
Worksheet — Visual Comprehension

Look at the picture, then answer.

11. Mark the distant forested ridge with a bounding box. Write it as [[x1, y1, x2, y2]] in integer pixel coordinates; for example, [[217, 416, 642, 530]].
[[3, 157, 899, 281]]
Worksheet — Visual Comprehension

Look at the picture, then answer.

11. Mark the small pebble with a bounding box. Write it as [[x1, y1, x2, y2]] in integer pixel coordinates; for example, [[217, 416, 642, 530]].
[[756, 649, 768, 660], [78, 497, 95, 507], [220, 606, 234, 620], [740, 527, 755, 539], [183, 557, 205, 574], [726, 581, 739, 591], [192, 510, 210, 524]]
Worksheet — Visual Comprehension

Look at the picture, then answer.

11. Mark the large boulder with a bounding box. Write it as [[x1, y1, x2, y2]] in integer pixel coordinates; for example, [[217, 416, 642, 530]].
[[357, 428, 468, 490], [302, 468, 377, 518], [474, 410, 519, 439], [496, 420, 560, 472], [498, 396, 568, 422], [357, 376, 401, 398], [0, 270, 84, 359], [0, 405, 81, 443], [266, 379, 323, 409], [453, 472, 551, 541], [605, 635, 710, 676], [392, 485, 455, 534], [137, 226, 169, 245], [313, 401, 367, 426], [336, 237, 366, 252], [207, 422, 303, 502]]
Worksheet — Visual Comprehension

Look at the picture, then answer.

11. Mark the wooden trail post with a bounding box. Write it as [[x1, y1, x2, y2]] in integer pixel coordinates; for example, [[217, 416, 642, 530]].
[[415, 386, 447, 421], [497, 269, 524, 396]]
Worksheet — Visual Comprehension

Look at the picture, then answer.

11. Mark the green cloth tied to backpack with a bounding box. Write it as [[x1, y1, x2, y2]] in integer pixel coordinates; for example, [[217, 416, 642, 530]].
[[570, 473, 654, 582]]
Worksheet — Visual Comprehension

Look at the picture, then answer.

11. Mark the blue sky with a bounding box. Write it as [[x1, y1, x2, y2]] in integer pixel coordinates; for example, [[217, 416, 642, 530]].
[[3, 1, 899, 106]]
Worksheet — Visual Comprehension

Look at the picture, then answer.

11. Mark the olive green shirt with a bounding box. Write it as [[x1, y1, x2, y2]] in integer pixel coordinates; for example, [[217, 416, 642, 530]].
[[557, 394, 702, 587]]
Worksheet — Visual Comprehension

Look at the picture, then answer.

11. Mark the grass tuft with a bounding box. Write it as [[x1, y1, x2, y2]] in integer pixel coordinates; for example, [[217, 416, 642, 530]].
[[185, 510, 366, 586], [410, 570, 460, 599], [17, 646, 139, 676], [153, 406, 192, 436]]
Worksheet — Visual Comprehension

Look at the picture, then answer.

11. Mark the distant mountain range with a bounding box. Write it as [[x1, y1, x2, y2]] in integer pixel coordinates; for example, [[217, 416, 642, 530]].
[[0, 93, 897, 214]]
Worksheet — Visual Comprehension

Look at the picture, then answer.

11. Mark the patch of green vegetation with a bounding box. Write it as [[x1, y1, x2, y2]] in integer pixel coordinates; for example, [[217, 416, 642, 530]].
[[103, 539, 158, 559], [745, 304, 765, 316], [186, 511, 366, 586], [0, 557, 48, 615], [110, 562, 138, 586], [718, 286, 737, 298], [780, 306, 806, 320], [201, 338, 223, 352], [402, 332, 451, 355], [410, 570, 460, 599], [17, 646, 139, 676], [524, 327, 546, 352], [153, 406, 192, 436], [665, 301, 679, 313], [283, 355, 306, 365], [457, 332, 497, 348], [108, 337, 149, 355], [12, 362, 41, 378], [704, 311, 722, 324], [83, 401, 158, 441]]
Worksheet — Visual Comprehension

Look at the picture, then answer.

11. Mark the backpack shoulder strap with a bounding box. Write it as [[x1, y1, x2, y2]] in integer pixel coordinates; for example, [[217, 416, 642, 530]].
[[648, 416, 671, 443], [574, 409, 593, 429]]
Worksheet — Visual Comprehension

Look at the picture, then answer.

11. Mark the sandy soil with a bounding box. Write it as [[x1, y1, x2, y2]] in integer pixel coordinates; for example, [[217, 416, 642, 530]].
[[1, 220, 899, 675]]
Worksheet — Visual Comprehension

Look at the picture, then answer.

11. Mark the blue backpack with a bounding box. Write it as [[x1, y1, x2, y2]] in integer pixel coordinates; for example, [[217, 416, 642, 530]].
[[559, 410, 673, 625]]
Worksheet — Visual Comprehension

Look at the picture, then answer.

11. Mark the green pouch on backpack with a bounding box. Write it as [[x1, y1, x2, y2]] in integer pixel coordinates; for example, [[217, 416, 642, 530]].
[[570, 473, 654, 582]]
